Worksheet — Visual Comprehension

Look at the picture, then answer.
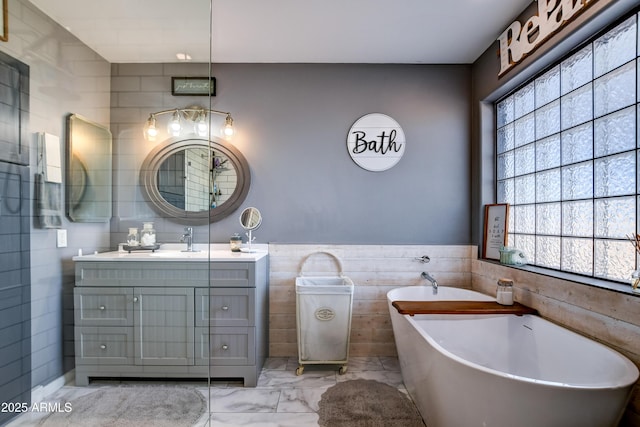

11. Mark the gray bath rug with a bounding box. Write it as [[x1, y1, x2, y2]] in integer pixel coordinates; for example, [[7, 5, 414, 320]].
[[317, 379, 425, 427], [38, 386, 206, 427]]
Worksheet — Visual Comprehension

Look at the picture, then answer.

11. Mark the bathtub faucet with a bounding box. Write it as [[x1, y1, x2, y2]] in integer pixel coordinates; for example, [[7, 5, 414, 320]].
[[421, 271, 438, 294]]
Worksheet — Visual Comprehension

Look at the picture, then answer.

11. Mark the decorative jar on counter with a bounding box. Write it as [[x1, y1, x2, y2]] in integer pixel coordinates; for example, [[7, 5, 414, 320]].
[[230, 233, 242, 252], [140, 222, 156, 247], [631, 270, 640, 293], [127, 228, 139, 247], [496, 278, 514, 305]]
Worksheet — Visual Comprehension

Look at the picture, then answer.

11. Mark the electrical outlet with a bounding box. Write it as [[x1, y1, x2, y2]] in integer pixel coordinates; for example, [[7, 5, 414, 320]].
[[57, 229, 67, 248]]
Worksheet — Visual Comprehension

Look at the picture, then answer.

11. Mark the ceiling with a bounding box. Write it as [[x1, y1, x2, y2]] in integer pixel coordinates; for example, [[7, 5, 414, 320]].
[[28, 0, 531, 64]]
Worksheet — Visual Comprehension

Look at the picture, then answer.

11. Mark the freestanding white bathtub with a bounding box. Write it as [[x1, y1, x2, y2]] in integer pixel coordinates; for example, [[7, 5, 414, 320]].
[[387, 286, 639, 427]]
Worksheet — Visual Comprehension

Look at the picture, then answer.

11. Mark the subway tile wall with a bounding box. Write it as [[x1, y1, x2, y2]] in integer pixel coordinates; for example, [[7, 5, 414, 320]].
[[267, 244, 474, 357], [184, 147, 210, 211], [2, 0, 113, 389]]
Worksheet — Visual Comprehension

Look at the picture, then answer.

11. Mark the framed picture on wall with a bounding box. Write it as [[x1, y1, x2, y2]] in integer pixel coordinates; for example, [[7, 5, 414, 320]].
[[482, 203, 509, 260], [0, 0, 8, 42], [171, 77, 216, 96]]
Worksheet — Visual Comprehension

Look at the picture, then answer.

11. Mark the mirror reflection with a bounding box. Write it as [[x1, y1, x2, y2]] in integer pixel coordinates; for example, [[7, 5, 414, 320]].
[[140, 137, 250, 225], [157, 148, 236, 212], [240, 207, 262, 230], [66, 114, 112, 222]]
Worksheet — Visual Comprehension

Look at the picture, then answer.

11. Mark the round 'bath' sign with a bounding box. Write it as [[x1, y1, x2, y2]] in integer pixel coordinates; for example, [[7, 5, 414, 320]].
[[346, 113, 405, 172]]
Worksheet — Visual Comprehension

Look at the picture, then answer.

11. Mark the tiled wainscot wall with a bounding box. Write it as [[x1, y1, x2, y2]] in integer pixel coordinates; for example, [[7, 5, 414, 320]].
[[268, 243, 640, 424], [268, 244, 475, 357]]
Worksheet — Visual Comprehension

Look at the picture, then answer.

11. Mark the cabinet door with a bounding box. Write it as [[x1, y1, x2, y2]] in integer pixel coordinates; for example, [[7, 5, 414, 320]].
[[134, 287, 194, 366]]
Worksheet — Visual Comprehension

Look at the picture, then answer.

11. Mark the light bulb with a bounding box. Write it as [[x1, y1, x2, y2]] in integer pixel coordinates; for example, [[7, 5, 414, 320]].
[[144, 115, 157, 141], [168, 110, 181, 136], [196, 112, 208, 137], [223, 114, 234, 139]]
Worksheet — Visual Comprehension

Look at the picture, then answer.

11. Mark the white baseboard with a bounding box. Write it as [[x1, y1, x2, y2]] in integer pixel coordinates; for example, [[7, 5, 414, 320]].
[[31, 369, 75, 403]]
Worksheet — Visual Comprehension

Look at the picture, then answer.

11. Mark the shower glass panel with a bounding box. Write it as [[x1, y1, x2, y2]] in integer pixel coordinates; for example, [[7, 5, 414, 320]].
[[22, 0, 215, 424]]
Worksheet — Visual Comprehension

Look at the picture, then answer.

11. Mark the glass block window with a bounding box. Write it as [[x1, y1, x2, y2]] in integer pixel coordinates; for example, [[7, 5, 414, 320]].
[[495, 13, 639, 283]]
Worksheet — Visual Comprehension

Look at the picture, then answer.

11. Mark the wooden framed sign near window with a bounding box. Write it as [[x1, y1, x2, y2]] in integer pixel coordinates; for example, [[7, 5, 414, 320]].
[[483, 203, 509, 260], [0, 0, 8, 42]]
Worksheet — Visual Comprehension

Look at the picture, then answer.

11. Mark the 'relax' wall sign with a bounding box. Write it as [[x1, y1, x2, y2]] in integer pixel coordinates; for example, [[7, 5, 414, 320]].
[[497, 0, 598, 77]]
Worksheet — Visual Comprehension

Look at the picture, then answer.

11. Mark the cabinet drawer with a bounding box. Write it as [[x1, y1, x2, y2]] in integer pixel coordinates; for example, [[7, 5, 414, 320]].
[[195, 327, 255, 366], [195, 288, 255, 327], [74, 287, 133, 326], [75, 326, 134, 365], [209, 263, 253, 287]]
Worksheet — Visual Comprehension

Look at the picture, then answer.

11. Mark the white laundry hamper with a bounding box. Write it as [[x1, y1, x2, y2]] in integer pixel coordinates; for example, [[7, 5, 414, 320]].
[[295, 251, 354, 375]]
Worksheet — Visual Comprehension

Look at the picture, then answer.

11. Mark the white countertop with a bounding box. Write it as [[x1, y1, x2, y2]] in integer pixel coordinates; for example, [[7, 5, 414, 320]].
[[72, 243, 268, 262]]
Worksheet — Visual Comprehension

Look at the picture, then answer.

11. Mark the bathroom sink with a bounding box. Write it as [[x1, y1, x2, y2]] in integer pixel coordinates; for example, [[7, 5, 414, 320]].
[[146, 250, 249, 260], [72, 244, 268, 262], [148, 250, 209, 259]]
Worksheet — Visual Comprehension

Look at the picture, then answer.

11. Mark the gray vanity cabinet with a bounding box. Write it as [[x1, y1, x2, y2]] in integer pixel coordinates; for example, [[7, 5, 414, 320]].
[[73, 256, 267, 387]]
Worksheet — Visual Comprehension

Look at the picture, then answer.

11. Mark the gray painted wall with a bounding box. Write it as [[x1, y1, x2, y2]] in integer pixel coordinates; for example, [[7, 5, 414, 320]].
[[111, 63, 472, 246]]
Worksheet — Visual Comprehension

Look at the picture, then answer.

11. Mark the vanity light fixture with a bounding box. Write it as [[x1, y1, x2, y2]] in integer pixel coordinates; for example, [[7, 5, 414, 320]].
[[143, 107, 235, 141]]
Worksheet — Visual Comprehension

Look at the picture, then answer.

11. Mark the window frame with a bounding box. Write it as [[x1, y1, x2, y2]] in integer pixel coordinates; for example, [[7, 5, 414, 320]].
[[494, 9, 640, 286]]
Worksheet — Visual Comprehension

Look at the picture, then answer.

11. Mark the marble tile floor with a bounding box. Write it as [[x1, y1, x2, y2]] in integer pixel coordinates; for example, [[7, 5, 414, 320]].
[[8, 356, 415, 427]]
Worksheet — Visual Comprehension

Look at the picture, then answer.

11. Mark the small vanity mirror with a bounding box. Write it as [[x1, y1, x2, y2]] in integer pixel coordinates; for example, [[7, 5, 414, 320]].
[[140, 137, 250, 224], [240, 207, 261, 252], [66, 114, 113, 222], [240, 207, 262, 230]]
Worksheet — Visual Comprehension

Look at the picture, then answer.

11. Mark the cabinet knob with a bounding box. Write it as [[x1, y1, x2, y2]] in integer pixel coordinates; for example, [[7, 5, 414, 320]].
[[133, 297, 138, 303], [99, 305, 105, 310], [221, 344, 229, 350], [221, 306, 229, 311], [100, 344, 106, 350]]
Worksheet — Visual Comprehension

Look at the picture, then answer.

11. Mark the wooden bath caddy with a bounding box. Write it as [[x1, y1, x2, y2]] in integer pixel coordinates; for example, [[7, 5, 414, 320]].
[[392, 300, 538, 316]]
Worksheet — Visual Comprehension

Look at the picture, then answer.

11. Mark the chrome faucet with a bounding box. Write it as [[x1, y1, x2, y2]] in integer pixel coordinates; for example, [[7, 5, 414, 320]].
[[179, 226, 194, 252], [421, 271, 438, 294]]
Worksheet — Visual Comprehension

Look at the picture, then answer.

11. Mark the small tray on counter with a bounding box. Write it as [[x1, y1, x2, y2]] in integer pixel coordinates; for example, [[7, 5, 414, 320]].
[[123, 244, 161, 253]]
